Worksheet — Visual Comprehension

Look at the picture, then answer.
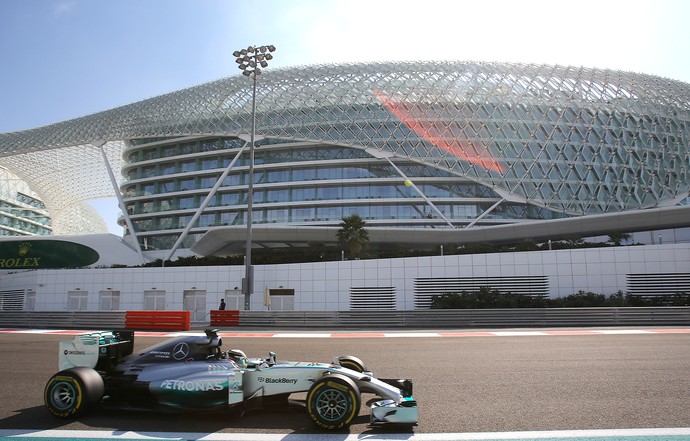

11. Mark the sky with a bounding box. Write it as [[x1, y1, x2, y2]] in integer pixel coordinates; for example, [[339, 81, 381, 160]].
[[1, 0, 689, 235]]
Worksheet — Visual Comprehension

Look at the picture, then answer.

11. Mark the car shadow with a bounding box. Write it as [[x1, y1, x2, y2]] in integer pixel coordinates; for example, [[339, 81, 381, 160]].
[[0, 406, 68, 431], [0, 403, 386, 436]]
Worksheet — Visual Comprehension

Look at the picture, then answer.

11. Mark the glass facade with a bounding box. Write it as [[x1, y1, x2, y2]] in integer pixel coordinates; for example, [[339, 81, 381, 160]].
[[0, 200, 52, 236], [121, 136, 571, 250], [0, 168, 52, 236]]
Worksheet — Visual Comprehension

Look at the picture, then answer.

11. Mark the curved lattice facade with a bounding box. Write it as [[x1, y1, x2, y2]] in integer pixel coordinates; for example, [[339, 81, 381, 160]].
[[0, 61, 688, 243]]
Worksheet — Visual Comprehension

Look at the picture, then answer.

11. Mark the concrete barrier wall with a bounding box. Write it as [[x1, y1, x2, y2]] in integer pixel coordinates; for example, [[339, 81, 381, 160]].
[[237, 307, 690, 328], [1, 307, 688, 330], [0, 311, 126, 329]]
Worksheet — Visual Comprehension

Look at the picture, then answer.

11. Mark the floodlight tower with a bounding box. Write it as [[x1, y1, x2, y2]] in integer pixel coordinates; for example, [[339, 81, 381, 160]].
[[233, 44, 276, 310]]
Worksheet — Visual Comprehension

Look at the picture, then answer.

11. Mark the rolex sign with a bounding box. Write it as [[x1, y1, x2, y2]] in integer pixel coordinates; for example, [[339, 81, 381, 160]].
[[0, 240, 100, 269]]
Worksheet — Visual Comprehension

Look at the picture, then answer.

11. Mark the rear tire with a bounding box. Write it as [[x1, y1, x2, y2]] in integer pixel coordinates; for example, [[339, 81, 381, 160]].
[[338, 355, 367, 373], [306, 374, 361, 430], [44, 367, 104, 418]]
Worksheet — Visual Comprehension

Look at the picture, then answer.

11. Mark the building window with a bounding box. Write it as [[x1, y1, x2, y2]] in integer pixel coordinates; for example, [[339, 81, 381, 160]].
[[144, 290, 165, 310], [267, 288, 294, 311], [183, 290, 207, 322], [180, 160, 196, 173], [202, 158, 218, 169], [293, 168, 316, 181], [25, 290, 35, 311], [159, 180, 175, 193], [266, 209, 288, 223], [179, 178, 195, 191], [220, 212, 238, 225], [267, 170, 289, 183], [292, 207, 314, 222], [224, 289, 243, 310], [142, 166, 156, 177], [160, 145, 176, 158], [266, 189, 288, 203], [99, 290, 121, 310], [200, 176, 218, 188], [68, 290, 88, 311], [223, 174, 240, 186], [179, 197, 195, 209], [159, 199, 173, 211], [198, 214, 216, 227], [177, 215, 192, 228], [158, 216, 173, 229], [142, 148, 158, 160], [292, 187, 316, 201]]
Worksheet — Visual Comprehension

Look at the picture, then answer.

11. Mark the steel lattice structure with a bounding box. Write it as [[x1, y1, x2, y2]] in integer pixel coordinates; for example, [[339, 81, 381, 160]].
[[0, 61, 689, 236]]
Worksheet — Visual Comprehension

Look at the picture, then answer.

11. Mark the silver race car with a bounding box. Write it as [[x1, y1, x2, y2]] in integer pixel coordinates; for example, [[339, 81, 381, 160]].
[[44, 329, 418, 430]]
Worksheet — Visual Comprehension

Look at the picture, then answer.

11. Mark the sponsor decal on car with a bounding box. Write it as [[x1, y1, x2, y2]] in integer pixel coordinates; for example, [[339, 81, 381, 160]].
[[149, 351, 170, 359], [257, 376, 298, 385], [171, 343, 189, 360], [160, 379, 225, 392], [64, 350, 86, 355]]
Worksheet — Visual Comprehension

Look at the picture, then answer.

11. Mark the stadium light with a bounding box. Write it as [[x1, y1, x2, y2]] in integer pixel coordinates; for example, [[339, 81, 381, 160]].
[[234, 44, 276, 310]]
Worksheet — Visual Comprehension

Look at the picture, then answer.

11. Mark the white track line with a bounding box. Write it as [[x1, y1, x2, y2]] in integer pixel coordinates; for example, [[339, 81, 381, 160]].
[[272, 333, 332, 338], [2, 428, 690, 440], [593, 329, 654, 334], [492, 331, 549, 336]]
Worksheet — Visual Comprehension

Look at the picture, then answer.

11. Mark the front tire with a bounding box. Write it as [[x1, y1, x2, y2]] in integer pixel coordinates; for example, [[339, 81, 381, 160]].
[[307, 374, 361, 430], [337, 355, 367, 373], [44, 367, 104, 418]]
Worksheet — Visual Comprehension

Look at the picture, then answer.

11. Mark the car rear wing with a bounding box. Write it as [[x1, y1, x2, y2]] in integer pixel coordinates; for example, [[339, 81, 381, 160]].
[[58, 330, 134, 371]]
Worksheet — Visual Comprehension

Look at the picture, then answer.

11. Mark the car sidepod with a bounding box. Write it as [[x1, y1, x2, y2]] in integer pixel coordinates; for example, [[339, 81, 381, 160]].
[[242, 361, 329, 398], [144, 362, 245, 409]]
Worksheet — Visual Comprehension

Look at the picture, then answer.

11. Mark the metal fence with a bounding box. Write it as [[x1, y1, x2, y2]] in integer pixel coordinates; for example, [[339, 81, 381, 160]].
[[0, 311, 126, 329], [1, 307, 688, 330], [239, 307, 690, 328]]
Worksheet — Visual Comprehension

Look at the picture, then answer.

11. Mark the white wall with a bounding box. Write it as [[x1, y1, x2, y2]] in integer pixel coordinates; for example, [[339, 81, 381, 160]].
[[1, 243, 688, 312]]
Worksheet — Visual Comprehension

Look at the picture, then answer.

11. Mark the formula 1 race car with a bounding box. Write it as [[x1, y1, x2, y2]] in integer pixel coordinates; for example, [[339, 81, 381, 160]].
[[44, 329, 417, 430]]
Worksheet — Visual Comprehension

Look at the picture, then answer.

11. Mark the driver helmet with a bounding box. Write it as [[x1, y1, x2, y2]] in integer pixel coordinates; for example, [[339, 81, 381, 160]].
[[227, 349, 247, 368]]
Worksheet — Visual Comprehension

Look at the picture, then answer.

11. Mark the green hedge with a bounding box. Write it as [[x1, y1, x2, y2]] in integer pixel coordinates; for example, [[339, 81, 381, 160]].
[[430, 287, 690, 309]]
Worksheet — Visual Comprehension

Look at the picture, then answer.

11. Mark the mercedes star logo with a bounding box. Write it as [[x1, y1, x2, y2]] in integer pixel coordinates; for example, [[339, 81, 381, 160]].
[[172, 342, 189, 360]]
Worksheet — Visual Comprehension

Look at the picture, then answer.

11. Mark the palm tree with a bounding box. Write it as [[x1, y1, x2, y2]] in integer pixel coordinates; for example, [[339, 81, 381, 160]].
[[336, 214, 370, 260], [607, 232, 631, 246]]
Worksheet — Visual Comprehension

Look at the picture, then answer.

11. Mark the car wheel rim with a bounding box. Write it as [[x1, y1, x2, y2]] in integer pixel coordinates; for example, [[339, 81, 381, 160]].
[[315, 389, 348, 421], [51, 382, 76, 410]]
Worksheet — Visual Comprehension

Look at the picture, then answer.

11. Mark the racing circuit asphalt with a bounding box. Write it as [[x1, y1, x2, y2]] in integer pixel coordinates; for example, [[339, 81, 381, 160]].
[[0, 329, 688, 435]]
